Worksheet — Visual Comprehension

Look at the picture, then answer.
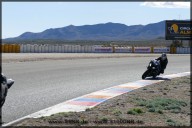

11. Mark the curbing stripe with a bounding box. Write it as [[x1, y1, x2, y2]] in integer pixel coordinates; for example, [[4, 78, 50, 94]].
[[89, 91, 120, 97], [66, 101, 99, 106], [73, 97, 106, 102], [2, 71, 190, 127], [84, 95, 111, 99]]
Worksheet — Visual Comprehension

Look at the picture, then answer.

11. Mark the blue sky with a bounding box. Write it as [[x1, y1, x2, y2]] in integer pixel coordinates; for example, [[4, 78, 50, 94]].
[[2, 2, 190, 39]]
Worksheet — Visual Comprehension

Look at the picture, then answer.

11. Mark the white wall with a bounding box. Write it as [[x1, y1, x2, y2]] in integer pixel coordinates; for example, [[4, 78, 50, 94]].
[[19, 44, 190, 54], [115, 47, 132, 53], [176, 47, 190, 54]]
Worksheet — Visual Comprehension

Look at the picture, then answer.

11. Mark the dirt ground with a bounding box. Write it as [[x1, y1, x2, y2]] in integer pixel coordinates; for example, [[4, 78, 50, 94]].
[[13, 75, 190, 127]]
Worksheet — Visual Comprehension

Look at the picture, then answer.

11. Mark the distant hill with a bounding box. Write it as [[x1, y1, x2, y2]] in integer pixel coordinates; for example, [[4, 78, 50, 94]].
[[5, 21, 167, 41]]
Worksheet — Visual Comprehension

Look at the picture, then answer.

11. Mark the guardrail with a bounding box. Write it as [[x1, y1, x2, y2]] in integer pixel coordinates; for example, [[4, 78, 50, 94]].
[[0, 44, 190, 54]]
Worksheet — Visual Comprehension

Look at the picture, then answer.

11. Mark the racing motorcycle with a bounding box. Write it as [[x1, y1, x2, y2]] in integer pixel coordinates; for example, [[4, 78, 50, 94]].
[[1, 74, 14, 108], [142, 59, 161, 79]]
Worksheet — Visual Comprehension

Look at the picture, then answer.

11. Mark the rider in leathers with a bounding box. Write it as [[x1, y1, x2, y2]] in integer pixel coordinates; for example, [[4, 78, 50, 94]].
[[156, 53, 168, 74]]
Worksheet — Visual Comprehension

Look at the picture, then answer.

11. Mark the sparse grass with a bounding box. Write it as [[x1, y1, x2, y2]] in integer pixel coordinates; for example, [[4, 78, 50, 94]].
[[100, 117, 108, 123], [136, 98, 187, 114], [48, 112, 72, 118], [170, 109, 181, 114], [157, 110, 163, 114], [166, 119, 183, 126], [167, 119, 176, 126], [127, 110, 138, 115], [179, 78, 190, 83], [136, 99, 147, 106], [85, 108, 92, 111], [112, 109, 122, 116], [148, 108, 155, 112], [163, 87, 169, 90], [79, 119, 88, 124], [127, 108, 144, 115], [171, 81, 180, 85], [58, 112, 72, 117]]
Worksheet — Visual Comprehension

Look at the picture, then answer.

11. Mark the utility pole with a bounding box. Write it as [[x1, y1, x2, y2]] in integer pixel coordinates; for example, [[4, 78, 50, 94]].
[[178, 14, 183, 47]]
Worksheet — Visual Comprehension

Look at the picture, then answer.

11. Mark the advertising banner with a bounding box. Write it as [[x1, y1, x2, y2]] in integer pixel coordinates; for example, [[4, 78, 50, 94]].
[[94, 47, 113, 53], [115, 47, 132, 53], [134, 47, 151, 53], [166, 20, 192, 40], [153, 47, 170, 53]]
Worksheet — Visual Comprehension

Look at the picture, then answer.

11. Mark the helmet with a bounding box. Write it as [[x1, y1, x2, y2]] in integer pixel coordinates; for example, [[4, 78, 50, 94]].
[[161, 53, 167, 61]]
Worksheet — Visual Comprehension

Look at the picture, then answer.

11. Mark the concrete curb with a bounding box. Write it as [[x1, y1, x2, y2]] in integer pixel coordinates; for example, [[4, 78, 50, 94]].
[[2, 71, 190, 127]]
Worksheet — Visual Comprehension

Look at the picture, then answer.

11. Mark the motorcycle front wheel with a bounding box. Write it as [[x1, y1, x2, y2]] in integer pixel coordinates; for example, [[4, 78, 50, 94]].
[[142, 70, 150, 79]]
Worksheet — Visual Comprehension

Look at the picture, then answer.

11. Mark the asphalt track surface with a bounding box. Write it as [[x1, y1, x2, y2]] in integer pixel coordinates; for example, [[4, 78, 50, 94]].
[[1, 54, 190, 123]]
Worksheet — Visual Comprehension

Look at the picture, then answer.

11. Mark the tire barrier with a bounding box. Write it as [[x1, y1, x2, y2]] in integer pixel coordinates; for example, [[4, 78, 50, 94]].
[[170, 47, 177, 54], [1, 44, 190, 54], [1, 44, 20, 53]]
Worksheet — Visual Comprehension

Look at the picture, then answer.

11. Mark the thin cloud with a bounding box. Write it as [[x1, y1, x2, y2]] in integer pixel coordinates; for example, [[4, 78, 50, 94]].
[[141, 2, 190, 8]]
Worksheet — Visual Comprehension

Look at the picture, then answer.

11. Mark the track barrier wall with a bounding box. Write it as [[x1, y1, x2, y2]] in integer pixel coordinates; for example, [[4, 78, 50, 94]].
[[134, 47, 151, 53], [1, 44, 190, 54]]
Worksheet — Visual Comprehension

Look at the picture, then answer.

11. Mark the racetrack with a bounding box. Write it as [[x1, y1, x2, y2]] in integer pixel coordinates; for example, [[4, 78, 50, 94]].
[[1, 54, 190, 123]]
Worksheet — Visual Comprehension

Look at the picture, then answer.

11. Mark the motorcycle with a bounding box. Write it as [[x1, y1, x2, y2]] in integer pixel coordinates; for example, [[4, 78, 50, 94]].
[[1, 74, 14, 108], [142, 59, 161, 79]]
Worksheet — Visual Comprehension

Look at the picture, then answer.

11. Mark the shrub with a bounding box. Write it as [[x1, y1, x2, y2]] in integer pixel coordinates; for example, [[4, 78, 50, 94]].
[[133, 108, 143, 114], [127, 110, 137, 115], [171, 109, 181, 114], [127, 108, 143, 115], [146, 103, 156, 108], [79, 119, 88, 124], [85, 108, 92, 111], [100, 117, 108, 123], [167, 119, 176, 126], [148, 108, 156, 112], [157, 110, 163, 114]]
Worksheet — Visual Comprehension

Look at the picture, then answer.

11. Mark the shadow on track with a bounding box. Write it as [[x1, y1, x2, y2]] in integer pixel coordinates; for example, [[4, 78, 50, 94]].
[[144, 77, 171, 81]]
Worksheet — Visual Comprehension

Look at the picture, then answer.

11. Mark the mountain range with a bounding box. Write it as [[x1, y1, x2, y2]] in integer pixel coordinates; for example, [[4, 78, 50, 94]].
[[6, 20, 167, 41]]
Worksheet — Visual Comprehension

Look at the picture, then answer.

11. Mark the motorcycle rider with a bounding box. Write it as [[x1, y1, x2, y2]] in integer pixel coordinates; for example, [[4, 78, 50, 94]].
[[156, 53, 168, 74], [1, 66, 6, 108], [1, 66, 14, 108]]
